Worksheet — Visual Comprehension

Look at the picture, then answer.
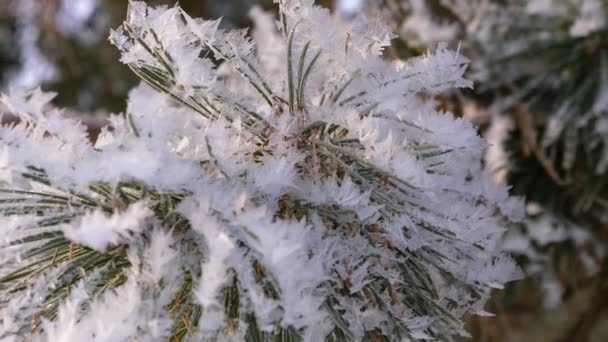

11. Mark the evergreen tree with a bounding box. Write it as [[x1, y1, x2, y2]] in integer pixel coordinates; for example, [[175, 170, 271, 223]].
[[0, 1, 522, 340]]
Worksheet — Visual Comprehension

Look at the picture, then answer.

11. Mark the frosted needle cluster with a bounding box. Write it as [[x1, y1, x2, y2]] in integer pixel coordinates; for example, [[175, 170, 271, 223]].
[[0, 1, 523, 340]]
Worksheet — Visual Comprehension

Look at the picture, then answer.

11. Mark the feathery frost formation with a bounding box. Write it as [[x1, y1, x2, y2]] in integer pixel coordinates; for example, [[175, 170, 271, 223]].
[[365, 0, 608, 315], [0, 1, 522, 340]]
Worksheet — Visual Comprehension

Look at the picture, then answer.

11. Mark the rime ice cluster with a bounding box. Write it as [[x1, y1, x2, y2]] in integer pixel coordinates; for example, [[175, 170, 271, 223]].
[[0, 1, 522, 340]]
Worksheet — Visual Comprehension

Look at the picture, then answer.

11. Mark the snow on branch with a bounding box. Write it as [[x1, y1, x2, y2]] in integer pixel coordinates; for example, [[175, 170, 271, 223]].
[[0, 1, 522, 340]]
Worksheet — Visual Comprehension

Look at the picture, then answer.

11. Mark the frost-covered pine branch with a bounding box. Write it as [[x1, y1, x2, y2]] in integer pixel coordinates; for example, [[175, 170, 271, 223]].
[[365, 1, 608, 336], [0, 1, 523, 340], [369, 0, 608, 197]]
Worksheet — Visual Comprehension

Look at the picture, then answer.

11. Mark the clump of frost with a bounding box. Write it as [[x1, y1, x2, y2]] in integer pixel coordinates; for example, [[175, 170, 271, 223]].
[[62, 202, 153, 251], [0, 1, 523, 340], [570, 0, 606, 37]]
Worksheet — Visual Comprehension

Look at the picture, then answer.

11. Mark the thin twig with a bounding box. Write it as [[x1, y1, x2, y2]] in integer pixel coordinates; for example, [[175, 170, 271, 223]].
[[181, 314, 195, 337], [512, 105, 566, 186]]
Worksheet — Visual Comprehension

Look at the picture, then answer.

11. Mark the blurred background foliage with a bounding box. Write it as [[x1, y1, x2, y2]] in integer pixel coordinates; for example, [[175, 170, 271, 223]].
[[0, 0, 606, 341]]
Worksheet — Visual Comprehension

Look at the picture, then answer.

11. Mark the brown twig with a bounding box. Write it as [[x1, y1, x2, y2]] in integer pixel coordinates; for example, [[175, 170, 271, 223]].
[[50, 248, 59, 267], [181, 314, 195, 337], [512, 105, 566, 186]]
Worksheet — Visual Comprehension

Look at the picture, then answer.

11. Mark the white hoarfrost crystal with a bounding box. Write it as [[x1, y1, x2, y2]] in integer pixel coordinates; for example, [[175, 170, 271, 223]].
[[62, 202, 153, 251], [0, 1, 523, 340]]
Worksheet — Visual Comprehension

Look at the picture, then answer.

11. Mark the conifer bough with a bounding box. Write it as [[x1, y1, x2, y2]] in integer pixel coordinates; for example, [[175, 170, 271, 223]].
[[0, 1, 523, 340]]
